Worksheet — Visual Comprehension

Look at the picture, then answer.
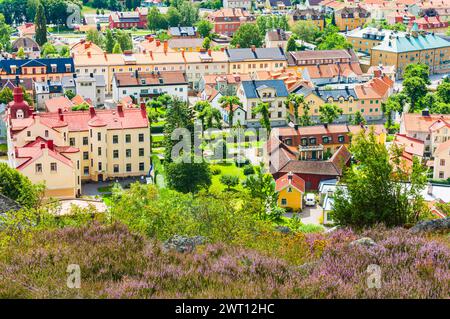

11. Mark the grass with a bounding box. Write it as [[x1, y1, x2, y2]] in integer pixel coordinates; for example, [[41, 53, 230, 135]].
[[0, 144, 7, 152], [210, 162, 246, 193]]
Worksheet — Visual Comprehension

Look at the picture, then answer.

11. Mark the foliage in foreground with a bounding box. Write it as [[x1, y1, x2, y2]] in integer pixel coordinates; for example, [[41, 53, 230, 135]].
[[0, 222, 448, 298]]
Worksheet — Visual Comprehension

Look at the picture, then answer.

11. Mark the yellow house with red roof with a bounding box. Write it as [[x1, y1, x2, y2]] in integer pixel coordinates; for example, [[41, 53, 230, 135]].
[[276, 172, 306, 211]]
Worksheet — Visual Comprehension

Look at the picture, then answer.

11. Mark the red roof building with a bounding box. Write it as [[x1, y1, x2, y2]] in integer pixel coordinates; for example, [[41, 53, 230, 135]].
[[206, 8, 256, 36]]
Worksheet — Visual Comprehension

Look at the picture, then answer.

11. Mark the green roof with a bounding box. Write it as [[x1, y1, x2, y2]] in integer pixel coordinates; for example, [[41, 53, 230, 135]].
[[372, 33, 450, 53]]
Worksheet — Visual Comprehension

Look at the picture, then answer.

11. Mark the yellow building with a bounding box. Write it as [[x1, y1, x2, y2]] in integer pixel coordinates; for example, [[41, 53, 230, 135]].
[[276, 172, 305, 212], [226, 47, 288, 76], [290, 8, 325, 30], [370, 28, 450, 79], [345, 27, 391, 54], [5, 87, 151, 198], [335, 7, 371, 32]]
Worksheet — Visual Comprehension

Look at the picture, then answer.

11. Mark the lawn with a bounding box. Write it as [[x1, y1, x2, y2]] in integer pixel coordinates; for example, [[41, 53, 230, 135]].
[[210, 162, 246, 193], [0, 144, 7, 152]]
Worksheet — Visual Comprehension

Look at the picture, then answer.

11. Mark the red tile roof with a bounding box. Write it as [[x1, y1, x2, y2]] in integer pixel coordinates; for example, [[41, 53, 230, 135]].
[[393, 134, 425, 157], [275, 173, 306, 193], [45, 96, 74, 113], [435, 139, 450, 157], [402, 113, 450, 133]]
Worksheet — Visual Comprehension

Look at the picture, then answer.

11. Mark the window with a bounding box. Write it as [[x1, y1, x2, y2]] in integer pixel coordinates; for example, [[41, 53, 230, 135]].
[[113, 164, 119, 173], [126, 149, 131, 157], [98, 162, 102, 171], [97, 132, 101, 141], [113, 135, 118, 144], [83, 152, 89, 160], [27, 131, 31, 137], [98, 147, 102, 156], [83, 137, 88, 145], [84, 167, 89, 175], [301, 138, 308, 146], [440, 159, 446, 166], [439, 171, 444, 178], [125, 134, 131, 143], [45, 130, 49, 138], [281, 198, 287, 206], [138, 133, 144, 142], [338, 135, 345, 143], [113, 150, 119, 158], [50, 162, 57, 172], [139, 162, 145, 171], [309, 137, 316, 145], [69, 138, 75, 146], [287, 187, 292, 193], [35, 163, 42, 173], [322, 136, 329, 144], [126, 163, 132, 172], [139, 148, 144, 156]]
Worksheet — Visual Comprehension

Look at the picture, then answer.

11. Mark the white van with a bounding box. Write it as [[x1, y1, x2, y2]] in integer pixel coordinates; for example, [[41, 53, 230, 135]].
[[304, 193, 316, 207]]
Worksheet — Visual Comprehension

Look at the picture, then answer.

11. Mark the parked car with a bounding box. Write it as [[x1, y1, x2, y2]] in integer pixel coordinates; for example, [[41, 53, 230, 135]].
[[305, 193, 316, 206]]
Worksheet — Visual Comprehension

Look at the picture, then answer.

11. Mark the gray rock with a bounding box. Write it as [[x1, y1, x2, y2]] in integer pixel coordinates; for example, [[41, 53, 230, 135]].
[[410, 217, 450, 233], [350, 237, 377, 247], [275, 226, 292, 234], [163, 235, 206, 253]]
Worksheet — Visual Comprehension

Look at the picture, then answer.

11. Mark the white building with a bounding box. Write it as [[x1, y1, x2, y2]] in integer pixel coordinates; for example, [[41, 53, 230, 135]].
[[34, 81, 64, 111], [223, 0, 252, 10], [112, 70, 189, 103], [62, 74, 106, 107]]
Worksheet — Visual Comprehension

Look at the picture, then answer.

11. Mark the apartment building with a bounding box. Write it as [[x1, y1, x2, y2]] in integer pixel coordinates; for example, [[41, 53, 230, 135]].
[[265, 29, 292, 49], [370, 26, 450, 79], [301, 62, 364, 85], [408, 15, 449, 32], [433, 140, 450, 180], [223, 0, 252, 10], [290, 8, 325, 30], [0, 58, 75, 84], [226, 47, 287, 76], [109, 10, 147, 29], [34, 81, 64, 110], [137, 37, 205, 53], [206, 8, 256, 36], [61, 74, 106, 107], [345, 27, 397, 54], [400, 111, 450, 157], [112, 70, 189, 102], [290, 74, 393, 122], [5, 87, 150, 198], [236, 79, 289, 128], [335, 6, 371, 32]]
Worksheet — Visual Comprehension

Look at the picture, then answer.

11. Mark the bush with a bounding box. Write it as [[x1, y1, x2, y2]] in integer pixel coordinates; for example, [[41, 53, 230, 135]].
[[211, 167, 221, 175], [243, 165, 255, 175], [235, 157, 250, 167], [220, 174, 239, 190]]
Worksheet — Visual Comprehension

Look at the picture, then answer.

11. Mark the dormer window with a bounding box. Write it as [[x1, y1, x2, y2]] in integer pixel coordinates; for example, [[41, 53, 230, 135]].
[[11, 65, 17, 74], [51, 64, 57, 73], [65, 64, 71, 73], [17, 110, 24, 119]]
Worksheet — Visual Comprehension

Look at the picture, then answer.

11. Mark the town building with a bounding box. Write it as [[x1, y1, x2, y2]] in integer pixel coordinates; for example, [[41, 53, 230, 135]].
[[289, 8, 325, 30], [168, 26, 198, 38], [335, 6, 371, 31], [255, 0, 292, 11], [370, 25, 450, 79], [11, 37, 40, 59], [276, 172, 305, 212], [109, 10, 147, 29], [408, 15, 449, 32], [0, 58, 75, 84], [223, 0, 252, 10], [199, 73, 251, 95], [433, 139, 450, 180], [112, 70, 189, 103], [265, 29, 292, 49], [286, 49, 360, 76], [399, 111, 450, 158], [5, 87, 151, 198], [226, 47, 287, 76], [300, 61, 364, 85], [61, 74, 106, 107], [70, 40, 104, 56], [345, 27, 399, 55], [392, 133, 425, 170], [206, 8, 256, 36], [137, 37, 205, 53], [17, 23, 35, 39], [34, 81, 64, 110], [236, 79, 289, 128]]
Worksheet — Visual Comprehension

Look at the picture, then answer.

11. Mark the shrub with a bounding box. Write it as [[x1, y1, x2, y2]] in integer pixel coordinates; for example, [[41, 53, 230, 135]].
[[243, 165, 255, 175], [220, 174, 239, 190], [211, 167, 221, 175]]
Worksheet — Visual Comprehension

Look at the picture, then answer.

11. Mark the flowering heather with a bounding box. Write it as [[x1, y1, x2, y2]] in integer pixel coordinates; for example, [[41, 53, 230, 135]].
[[0, 223, 448, 298]]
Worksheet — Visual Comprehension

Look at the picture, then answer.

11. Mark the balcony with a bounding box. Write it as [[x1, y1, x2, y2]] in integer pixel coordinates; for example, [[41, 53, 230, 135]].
[[299, 144, 324, 152]]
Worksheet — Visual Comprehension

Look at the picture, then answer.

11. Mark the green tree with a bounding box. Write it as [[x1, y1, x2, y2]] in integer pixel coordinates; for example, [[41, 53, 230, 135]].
[[291, 21, 320, 43], [72, 102, 90, 111], [196, 101, 222, 130], [202, 37, 211, 50], [165, 155, 212, 193], [404, 63, 430, 84], [147, 7, 168, 30], [252, 102, 271, 133], [403, 76, 428, 112], [41, 42, 57, 57], [178, 1, 199, 26], [196, 19, 213, 38], [317, 32, 352, 50], [17, 47, 26, 59], [0, 14, 11, 51], [219, 96, 242, 128], [115, 30, 133, 51], [0, 87, 13, 104], [34, 2, 47, 46], [351, 110, 366, 125], [59, 45, 70, 57], [112, 41, 122, 53], [231, 23, 263, 48], [333, 130, 428, 228], [0, 163, 43, 208], [436, 81, 450, 104], [104, 29, 115, 53], [220, 174, 239, 191], [285, 34, 297, 52], [319, 103, 343, 125], [64, 89, 76, 100], [166, 6, 181, 27], [86, 29, 104, 47], [299, 103, 313, 126], [286, 93, 304, 125]]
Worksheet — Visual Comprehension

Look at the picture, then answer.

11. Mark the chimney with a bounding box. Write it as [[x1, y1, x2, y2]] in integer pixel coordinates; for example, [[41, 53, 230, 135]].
[[251, 45, 256, 52], [181, 49, 185, 59], [207, 49, 212, 56], [163, 40, 168, 54], [135, 69, 139, 78], [117, 103, 123, 114], [47, 140, 54, 151], [149, 50, 153, 59], [104, 52, 107, 60], [140, 102, 146, 116], [59, 113, 64, 121], [89, 106, 96, 117], [220, 47, 224, 52], [156, 39, 161, 47], [422, 108, 430, 116]]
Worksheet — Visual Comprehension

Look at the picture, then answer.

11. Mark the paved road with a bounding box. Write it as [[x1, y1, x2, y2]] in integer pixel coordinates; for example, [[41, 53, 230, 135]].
[[283, 205, 324, 225]]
